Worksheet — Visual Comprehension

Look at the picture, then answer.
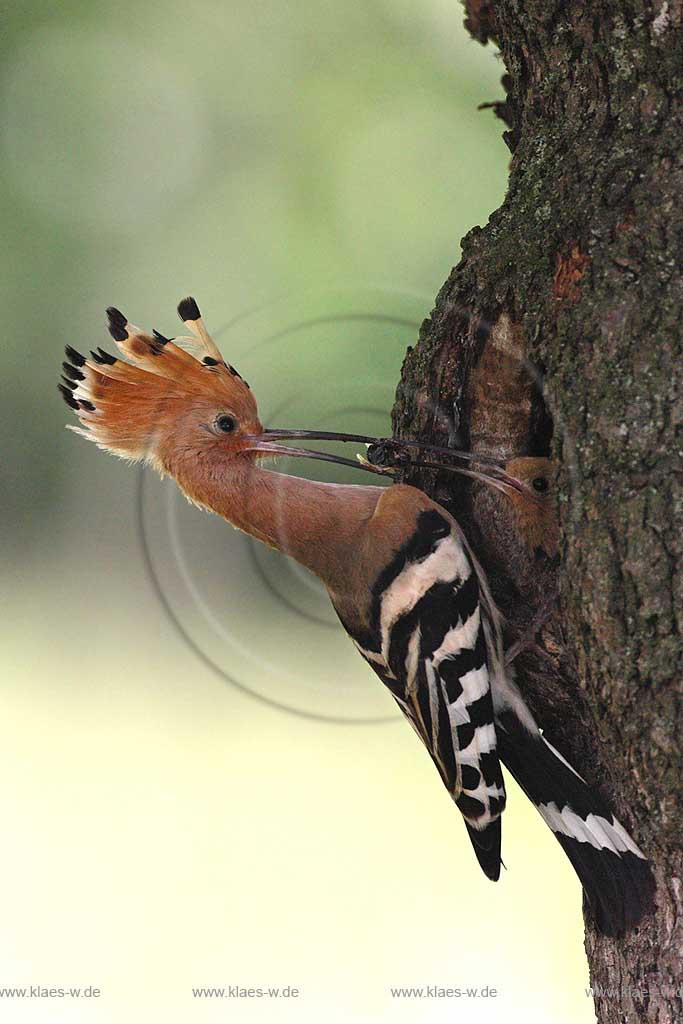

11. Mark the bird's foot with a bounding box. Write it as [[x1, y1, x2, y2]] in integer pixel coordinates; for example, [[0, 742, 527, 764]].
[[504, 591, 558, 666]]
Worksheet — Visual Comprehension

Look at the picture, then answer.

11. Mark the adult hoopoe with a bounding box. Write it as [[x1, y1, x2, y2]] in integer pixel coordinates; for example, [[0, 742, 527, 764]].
[[59, 298, 655, 936]]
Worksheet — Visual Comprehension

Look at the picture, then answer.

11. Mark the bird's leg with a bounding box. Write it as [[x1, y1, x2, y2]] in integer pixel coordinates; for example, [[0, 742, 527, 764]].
[[504, 591, 559, 667]]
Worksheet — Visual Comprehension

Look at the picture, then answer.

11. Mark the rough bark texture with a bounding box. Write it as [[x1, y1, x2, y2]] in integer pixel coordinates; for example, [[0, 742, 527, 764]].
[[392, 3, 683, 1021]]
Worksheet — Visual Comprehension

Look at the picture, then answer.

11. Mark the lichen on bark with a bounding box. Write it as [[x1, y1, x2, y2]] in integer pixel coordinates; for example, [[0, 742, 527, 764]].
[[391, 3, 683, 1021]]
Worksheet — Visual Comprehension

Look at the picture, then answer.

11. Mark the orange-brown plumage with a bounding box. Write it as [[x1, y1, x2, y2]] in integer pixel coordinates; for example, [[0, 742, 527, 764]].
[[66, 302, 262, 475]]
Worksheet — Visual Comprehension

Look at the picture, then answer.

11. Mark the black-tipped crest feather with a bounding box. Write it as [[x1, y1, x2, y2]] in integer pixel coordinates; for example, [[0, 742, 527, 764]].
[[58, 384, 79, 409], [90, 348, 117, 365], [106, 307, 128, 342], [62, 361, 85, 381], [65, 345, 86, 367], [177, 296, 201, 322]]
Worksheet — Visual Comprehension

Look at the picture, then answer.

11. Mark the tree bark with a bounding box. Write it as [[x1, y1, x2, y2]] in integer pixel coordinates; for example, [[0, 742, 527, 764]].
[[392, 3, 683, 1021]]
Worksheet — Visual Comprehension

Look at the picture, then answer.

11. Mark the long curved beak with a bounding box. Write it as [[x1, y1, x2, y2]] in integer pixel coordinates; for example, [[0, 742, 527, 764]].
[[399, 458, 529, 497], [245, 432, 531, 497], [261, 428, 506, 467]]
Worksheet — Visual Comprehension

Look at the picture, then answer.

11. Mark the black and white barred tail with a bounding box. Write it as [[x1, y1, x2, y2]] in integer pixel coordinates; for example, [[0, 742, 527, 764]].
[[495, 709, 655, 936]]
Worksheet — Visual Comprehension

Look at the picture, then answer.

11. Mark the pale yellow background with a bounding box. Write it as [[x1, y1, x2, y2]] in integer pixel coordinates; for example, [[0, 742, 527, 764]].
[[1, 1, 594, 1020]]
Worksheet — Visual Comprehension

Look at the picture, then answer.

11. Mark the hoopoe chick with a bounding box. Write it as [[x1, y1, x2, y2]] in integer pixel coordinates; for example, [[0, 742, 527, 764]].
[[59, 298, 654, 937], [488, 456, 559, 559], [464, 455, 559, 603]]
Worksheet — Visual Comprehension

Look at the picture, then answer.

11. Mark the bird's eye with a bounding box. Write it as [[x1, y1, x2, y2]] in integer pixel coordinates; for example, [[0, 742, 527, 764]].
[[532, 476, 549, 493], [215, 414, 237, 434]]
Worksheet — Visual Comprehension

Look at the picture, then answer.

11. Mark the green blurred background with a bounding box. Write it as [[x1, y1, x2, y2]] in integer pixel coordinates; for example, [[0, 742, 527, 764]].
[[1, 2, 595, 1021]]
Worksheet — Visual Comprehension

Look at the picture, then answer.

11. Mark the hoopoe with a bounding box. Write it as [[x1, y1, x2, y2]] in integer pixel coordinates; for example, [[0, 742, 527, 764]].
[[59, 298, 654, 936]]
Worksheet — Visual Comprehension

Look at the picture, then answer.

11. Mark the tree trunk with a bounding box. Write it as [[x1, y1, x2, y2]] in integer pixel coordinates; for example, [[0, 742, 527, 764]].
[[392, 3, 683, 1021]]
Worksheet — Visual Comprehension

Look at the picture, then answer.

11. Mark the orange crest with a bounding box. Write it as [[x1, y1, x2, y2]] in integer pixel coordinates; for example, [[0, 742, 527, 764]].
[[59, 299, 262, 474]]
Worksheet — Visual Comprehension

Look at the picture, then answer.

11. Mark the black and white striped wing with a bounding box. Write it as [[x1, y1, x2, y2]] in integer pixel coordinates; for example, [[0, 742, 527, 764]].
[[347, 509, 507, 879]]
